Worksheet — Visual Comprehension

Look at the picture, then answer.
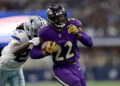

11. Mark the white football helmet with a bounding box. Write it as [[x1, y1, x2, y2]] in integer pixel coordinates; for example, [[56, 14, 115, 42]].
[[24, 16, 47, 38]]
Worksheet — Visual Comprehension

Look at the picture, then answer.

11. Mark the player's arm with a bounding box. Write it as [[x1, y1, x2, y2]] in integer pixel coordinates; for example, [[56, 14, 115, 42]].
[[11, 30, 40, 55], [30, 38, 58, 59], [77, 30, 93, 47], [30, 38, 48, 59], [12, 42, 32, 55], [12, 37, 40, 55], [67, 19, 93, 47], [30, 44, 48, 59]]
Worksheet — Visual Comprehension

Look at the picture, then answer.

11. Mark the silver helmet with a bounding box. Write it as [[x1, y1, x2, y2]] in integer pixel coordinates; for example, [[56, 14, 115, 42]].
[[24, 16, 47, 38]]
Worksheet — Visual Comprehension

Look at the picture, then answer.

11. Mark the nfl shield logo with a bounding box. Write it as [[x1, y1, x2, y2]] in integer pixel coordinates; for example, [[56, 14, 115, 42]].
[[58, 34, 62, 37]]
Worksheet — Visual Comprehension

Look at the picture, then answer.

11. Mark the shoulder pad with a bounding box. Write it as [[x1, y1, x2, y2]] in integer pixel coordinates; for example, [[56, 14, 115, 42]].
[[68, 18, 82, 27], [68, 18, 82, 24], [11, 30, 26, 41]]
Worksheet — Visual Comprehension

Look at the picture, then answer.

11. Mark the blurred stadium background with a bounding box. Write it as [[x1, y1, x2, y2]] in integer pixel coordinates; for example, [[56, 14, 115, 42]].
[[0, 0, 120, 86]]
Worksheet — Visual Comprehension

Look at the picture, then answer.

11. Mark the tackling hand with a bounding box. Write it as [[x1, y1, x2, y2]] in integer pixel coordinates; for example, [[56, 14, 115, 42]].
[[46, 41, 58, 54], [29, 37, 40, 46]]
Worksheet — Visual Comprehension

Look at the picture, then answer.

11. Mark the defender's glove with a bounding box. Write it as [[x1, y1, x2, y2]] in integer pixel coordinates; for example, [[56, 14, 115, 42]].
[[29, 37, 40, 46], [46, 41, 58, 54], [68, 24, 79, 34]]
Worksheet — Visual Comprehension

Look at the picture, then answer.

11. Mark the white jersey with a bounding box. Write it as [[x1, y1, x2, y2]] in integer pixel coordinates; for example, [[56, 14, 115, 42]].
[[0, 30, 30, 70]]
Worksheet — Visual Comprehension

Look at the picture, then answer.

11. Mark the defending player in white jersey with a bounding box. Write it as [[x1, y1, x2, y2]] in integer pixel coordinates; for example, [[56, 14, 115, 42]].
[[0, 16, 47, 86]]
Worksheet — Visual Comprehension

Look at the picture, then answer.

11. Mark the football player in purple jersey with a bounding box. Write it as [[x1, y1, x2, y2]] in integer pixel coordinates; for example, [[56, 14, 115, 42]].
[[30, 4, 93, 86]]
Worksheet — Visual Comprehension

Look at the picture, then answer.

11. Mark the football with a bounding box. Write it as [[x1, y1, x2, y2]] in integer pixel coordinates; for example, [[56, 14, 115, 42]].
[[41, 41, 54, 51]]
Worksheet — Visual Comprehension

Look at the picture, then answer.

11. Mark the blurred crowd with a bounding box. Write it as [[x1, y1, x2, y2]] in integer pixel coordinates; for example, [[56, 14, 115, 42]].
[[79, 47, 120, 68], [79, 47, 120, 80], [0, 0, 120, 37]]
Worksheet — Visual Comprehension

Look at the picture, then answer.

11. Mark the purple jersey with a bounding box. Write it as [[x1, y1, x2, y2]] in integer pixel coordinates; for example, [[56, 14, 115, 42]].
[[38, 18, 92, 65]]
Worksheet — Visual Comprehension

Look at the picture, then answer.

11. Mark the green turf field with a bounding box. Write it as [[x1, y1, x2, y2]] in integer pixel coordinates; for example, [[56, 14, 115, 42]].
[[24, 81, 120, 86], [6, 81, 120, 86]]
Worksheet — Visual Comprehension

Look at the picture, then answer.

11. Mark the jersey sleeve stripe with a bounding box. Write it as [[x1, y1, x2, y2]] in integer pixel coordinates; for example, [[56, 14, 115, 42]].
[[11, 35, 20, 41]]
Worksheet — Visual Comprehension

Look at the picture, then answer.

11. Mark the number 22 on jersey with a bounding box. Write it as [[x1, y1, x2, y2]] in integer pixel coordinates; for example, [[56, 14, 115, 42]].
[[55, 41, 74, 61]]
